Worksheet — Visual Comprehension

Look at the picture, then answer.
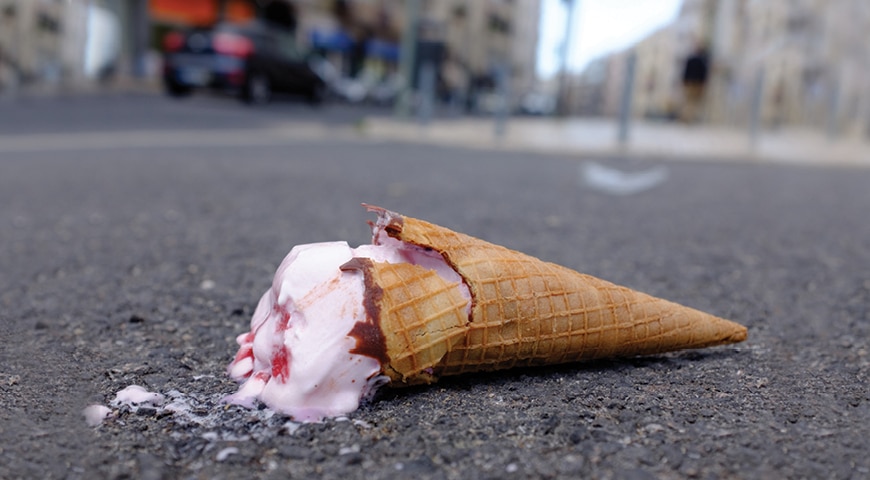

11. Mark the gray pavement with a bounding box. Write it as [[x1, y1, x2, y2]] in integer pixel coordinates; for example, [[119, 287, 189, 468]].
[[1, 93, 869, 479]]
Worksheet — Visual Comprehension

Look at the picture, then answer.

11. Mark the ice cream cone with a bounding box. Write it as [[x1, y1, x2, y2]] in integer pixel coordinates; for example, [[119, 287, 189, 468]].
[[353, 206, 747, 385]]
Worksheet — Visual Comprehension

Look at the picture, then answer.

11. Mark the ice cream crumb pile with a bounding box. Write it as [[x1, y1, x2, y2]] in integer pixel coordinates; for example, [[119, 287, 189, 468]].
[[114, 385, 165, 406], [83, 385, 225, 428], [81, 382, 378, 459]]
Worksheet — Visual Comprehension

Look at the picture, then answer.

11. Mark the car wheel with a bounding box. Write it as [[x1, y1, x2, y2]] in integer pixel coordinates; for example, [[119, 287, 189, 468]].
[[307, 82, 328, 105], [165, 81, 192, 98], [243, 72, 271, 105]]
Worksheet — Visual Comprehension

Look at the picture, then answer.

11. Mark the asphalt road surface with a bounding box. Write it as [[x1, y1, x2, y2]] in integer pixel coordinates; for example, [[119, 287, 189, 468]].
[[1, 93, 868, 479]]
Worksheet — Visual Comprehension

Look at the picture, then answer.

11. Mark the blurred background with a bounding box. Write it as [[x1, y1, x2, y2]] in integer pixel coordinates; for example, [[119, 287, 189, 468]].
[[2, 7, 870, 477], [0, 0, 868, 160]]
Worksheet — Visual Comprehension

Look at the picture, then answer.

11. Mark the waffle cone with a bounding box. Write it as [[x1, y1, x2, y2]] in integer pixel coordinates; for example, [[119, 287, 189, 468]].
[[352, 206, 748, 385]]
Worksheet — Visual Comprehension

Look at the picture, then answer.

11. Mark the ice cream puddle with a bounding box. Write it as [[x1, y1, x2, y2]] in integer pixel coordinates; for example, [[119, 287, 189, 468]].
[[225, 205, 747, 422]]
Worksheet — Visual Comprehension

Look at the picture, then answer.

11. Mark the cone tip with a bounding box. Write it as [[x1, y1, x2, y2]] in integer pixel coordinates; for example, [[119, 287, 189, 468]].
[[708, 317, 748, 347], [726, 324, 748, 344]]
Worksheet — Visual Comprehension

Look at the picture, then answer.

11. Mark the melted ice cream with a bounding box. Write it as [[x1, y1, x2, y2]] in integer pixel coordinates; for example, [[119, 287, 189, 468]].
[[82, 405, 112, 427], [225, 240, 469, 422], [113, 385, 165, 406]]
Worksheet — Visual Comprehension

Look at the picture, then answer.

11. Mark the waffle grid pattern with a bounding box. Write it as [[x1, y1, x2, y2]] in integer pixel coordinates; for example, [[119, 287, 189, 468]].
[[384, 213, 747, 379], [367, 261, 469, 383]]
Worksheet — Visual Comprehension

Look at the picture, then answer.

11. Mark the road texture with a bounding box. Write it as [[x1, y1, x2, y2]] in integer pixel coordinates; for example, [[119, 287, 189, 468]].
[[1, 93, 869, 479]]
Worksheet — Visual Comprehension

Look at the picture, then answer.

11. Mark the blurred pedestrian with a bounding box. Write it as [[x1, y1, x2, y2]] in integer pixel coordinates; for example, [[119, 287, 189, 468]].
[[680, 42, 710, 123]]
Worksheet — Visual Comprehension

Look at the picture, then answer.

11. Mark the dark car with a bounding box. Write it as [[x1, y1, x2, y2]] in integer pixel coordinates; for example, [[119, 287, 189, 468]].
[[162, 21, 328, 104]]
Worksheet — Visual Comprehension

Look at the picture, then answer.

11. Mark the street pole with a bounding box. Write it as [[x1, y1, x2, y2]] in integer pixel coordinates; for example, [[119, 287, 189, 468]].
[[132, 0, 150, 78], [748, 67, 765, 148], [494, 63, 509, 138], [556, 0, 578, 116], [709, 0, 735, 124], [617, 50, 637, 146], [395, 0, 420, 118], [418, 61, 435, 125], [827, 68, 843, 140]]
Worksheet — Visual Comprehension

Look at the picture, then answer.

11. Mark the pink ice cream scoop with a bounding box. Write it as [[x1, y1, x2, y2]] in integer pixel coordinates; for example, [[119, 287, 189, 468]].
[[224, 233, 470, 422]]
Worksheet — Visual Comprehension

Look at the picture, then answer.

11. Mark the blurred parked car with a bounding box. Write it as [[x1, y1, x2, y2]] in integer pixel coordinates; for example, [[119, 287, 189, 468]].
[[162, 21, 327, 105]]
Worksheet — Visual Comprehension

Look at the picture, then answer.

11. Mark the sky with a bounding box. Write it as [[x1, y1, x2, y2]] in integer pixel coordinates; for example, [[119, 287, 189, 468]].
[[537, 0, 684, 78]]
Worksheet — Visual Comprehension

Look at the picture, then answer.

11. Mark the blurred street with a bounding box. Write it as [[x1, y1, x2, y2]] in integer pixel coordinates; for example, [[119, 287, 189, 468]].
[[1, 92, 869, 479], [3, 89, 867, 167]]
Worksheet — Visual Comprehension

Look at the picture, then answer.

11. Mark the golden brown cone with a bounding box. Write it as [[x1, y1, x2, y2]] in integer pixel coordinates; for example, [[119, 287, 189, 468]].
[[359, 206, 748, 385], [347, 260, 470, 385]]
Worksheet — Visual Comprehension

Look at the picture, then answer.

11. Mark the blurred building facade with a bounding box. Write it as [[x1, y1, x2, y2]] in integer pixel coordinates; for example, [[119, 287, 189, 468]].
[[565, 0, 870, 136], [0, 0, 83, 89], [422, 0, 541, 101], [0, 0, 152, 90], [1, 0, 541, 108]]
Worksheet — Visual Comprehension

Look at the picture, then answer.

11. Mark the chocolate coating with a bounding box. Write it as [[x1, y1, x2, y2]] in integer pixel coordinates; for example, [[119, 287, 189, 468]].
[[340, 258, 389, 366]]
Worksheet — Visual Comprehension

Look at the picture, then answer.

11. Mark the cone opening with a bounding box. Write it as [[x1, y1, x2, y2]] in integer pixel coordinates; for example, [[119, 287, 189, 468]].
[[365, 204, 404, 244], [369, 207, 473, 319]]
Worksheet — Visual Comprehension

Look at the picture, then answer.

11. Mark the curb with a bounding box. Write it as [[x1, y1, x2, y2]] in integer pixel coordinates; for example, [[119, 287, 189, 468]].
[[360, 117, 870, 168], [1, 78, 161, 100]]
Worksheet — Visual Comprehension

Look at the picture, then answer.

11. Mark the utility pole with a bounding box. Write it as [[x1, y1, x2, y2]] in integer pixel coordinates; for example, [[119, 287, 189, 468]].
[[708, 0, 735, 124], [395, 0, 421, 118], [617, 50, 637, 146], [556, 0, 578, 116], [132, 0, 150, 78]]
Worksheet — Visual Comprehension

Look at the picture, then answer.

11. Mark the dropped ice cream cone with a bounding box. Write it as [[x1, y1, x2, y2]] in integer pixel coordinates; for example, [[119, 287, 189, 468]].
[[225, 205, 747, 420], [357, 206, 747, 385]]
